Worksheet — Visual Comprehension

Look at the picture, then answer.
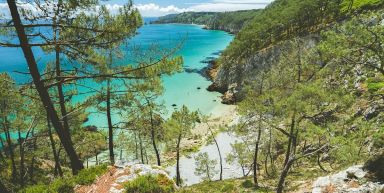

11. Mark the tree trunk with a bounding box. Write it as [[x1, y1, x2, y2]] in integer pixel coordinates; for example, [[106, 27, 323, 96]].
[[106, 80, 115, 165], [144, 147, 149, 164], [278, 112, 297, 193], [29, 128, 38, 182], [95, 152, 98, 165], [2, 112, 17, 182], [0, 136, 5, 157], [176, 134, 182, 186], [253, 120, 262, 186], [134, 132, 139, 160], [284, 113, 296, 166], [149, 108, 161, 166], [317, 137, 328, 172], [7, 0, 83, 174], [18, 129, 25, 187], [241, 164, 246, 177], [208, 125, 222, 180], [47, 115, 63, 177], [206, 163, 211, 181], [138, 132, 144, 164], [277, 157, 295, 193]]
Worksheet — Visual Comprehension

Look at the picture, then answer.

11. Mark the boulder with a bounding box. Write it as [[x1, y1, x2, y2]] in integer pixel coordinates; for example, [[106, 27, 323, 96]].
[[312, 165, 383, 193]]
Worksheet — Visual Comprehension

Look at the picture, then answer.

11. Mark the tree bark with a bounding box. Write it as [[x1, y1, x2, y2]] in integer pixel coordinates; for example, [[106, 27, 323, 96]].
[[29, 128, 38, 182], [0, 136, 5, 157], [253, 118, 262, 186], [149, 107, 161, 166], [206, 162, 211, 181], [207, 124, 222, 180], [277, 157, 295, 193], [176, 134, 182, 186], [2, 111, 17, 182], [7, 0, 83, 174], [95, 151, 98, 165], [47, 114, 63, 177], [138, 132, 144, 164], [17, 129, 25, 187], [106, 79, 115, 165], [284, 113, 296, 166], [144, 147, 149, 164], [134, 132, 139, 160]]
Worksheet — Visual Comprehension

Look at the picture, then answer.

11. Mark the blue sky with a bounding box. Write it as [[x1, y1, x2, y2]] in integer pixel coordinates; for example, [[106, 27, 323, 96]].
[[0, 0, 274, 18], [105, 0, 274, 16]]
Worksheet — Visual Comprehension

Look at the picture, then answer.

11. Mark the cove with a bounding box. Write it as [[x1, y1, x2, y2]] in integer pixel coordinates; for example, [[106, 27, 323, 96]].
[[0, 23, 233, 139]]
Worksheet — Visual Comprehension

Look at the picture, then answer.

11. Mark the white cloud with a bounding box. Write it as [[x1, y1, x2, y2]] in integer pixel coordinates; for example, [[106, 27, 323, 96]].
[[135, 3, 192, 17], [212, 0, 272, 3], [0, 1, 274, 18], [188, 3, 268, 12], [186, 0, 273, 12]]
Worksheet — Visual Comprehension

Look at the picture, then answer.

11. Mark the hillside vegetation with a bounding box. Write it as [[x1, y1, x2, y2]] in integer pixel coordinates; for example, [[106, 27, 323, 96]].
[[202, 0, 384, 192], [153, 10, 261, 34], [219, 0, 384, 65]]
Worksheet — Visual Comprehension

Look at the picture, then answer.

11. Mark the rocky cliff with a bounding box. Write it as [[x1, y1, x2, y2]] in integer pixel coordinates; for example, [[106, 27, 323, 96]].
[[210, 34, 320, 104]]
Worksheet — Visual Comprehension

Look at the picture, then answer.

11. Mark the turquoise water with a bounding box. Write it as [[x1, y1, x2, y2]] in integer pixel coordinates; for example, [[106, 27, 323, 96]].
[[0, 24, 233, 129]]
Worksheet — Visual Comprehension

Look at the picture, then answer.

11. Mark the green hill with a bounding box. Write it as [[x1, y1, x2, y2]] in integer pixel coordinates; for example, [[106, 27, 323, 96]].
[[152, 10, 262, 34]]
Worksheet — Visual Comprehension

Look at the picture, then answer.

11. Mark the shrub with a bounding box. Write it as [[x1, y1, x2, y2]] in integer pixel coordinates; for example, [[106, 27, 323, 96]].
[[124, 174, 175, 193], [23, 184, 51, 193], [73, 164, 108, 185], [51, 179, 74, 193], [23, 178, 74, 193], [364, 153, 384, 182], [221, 183, 235, 192], [241, 179, 254, 188]]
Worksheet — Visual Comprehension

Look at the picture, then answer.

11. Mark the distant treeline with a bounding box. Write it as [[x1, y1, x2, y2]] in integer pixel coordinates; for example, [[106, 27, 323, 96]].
[[152, 10, 262, 34]]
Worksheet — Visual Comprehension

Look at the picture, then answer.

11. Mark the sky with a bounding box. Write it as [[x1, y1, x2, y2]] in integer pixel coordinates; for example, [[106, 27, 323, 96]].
[[127, 0, 274, 16], [0, 0, 274, 18]]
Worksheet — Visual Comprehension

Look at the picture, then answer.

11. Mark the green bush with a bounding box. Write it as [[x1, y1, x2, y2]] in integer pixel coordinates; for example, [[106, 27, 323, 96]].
[[221, 183, 235, 192], [51, 179, 74, 193], [124, 174, 175, 193], [22, 165, 108, 193], [241, 179, 254, 188], [364, 153, 384, 182], [367, 82, 384, 92], [23, 184, 51, 193], [23, 178, 74, 193], [73, 164, 108, 185]]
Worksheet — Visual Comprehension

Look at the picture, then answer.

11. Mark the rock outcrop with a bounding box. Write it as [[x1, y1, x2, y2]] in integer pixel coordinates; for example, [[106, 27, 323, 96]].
[[75, 161, 176, 193], [312, 165, 384, 193], [211, 35, 320, 104]]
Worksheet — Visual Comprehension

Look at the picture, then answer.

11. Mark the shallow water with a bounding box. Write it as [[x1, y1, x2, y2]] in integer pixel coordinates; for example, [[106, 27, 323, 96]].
[[166, 132, 246, 186], [0, 24, 233, 130]]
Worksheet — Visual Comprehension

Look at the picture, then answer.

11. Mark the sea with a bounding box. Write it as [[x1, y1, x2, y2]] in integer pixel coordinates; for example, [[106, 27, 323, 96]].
[[0, 18, 233, 141]]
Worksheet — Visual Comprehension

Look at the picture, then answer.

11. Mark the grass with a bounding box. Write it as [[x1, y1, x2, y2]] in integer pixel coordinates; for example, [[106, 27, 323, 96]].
[[21, 164, 108, 193], [124, 174, 176, 193], [341, 0, 384, 12], [366, 75, 384, 93]]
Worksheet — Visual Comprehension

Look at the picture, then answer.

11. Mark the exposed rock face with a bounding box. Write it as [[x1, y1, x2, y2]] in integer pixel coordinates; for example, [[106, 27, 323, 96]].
[[211, 35, 320, 104], [76, 161, 176, 193], [312, 165, 384, 193], [363, 99, 384, 120]]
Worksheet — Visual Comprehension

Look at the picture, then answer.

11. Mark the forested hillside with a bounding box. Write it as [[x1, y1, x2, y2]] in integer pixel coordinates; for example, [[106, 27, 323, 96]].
[[212, 0, 384, 100], [201, 0, 384, 192], [152, 10, 261, 34]]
